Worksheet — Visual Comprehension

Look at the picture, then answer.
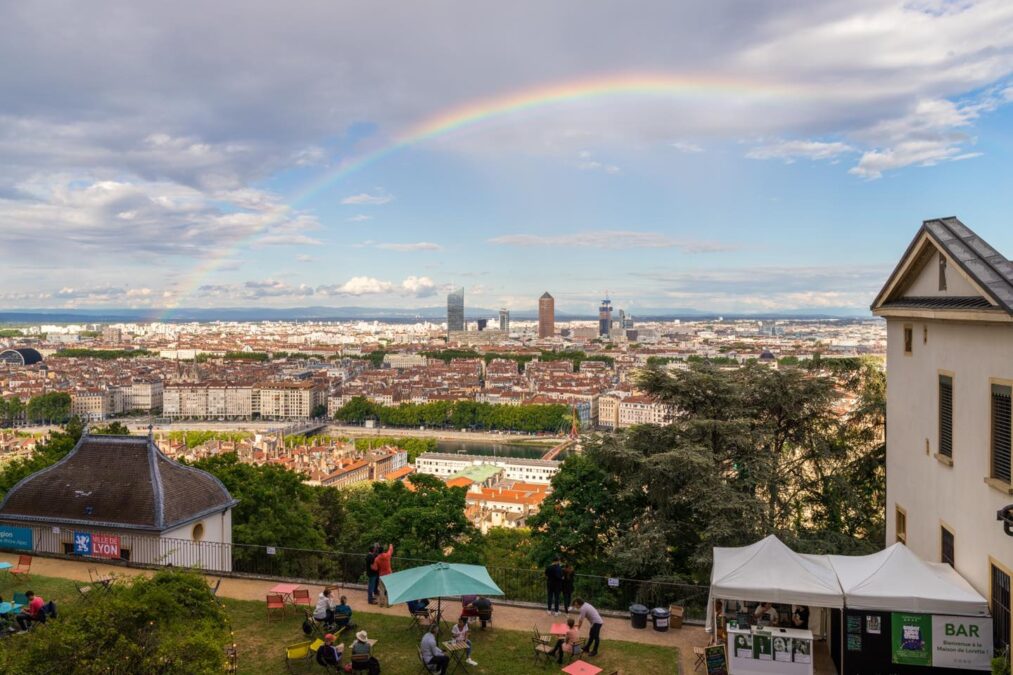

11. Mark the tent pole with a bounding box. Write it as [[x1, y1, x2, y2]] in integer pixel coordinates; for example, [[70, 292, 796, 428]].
[[839, 608, 844, 675]]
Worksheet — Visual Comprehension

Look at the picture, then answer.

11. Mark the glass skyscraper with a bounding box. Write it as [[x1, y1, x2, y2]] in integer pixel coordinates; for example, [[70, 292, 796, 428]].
[[447, 287, 465, 333]]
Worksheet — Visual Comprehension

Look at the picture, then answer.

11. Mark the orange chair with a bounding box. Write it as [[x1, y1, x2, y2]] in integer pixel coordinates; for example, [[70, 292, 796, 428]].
[[266, 593, 286, 621], [292, 588, 312, 608], [10, 555, 32, 582]]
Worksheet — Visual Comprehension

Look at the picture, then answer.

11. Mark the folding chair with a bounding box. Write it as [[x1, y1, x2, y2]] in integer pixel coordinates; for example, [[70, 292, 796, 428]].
[[88, 567, 113, 588], [563, 638, 586, 664], [75, 582, 95, 601], [267, 593, 286, 621], [407, 607, 436, 633], [417, 647, 439, 674], [10, 555, 32, 582], [532, 633, 555, 666], [693, 646, 706, 672], [285, 640, 314, 673], [292, 588, 313, 608]]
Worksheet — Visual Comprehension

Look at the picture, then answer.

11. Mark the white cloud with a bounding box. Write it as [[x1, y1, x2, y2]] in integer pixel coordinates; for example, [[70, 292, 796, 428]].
[[400, 276, 437, 297], [671, 141, 704, 153], [347, 214, 373, 222], [575, 150, 620, 174], [319, 277, 394, 296], [341, 191, 393, 205], [746, 140, 855, 162], [490, 231, 736, 253], [375, 242, 441, 251]]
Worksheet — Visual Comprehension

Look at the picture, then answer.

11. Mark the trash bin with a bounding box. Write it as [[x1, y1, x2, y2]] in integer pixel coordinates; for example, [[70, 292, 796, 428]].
[[630, 603, 649, 629], [651, 607, 670, 632], [669, 605, 684, 629]]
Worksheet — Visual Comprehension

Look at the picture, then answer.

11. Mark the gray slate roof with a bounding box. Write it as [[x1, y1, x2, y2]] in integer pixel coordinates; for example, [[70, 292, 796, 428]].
[[0, 433, 237, 532], [872, 217, 1013, 315]]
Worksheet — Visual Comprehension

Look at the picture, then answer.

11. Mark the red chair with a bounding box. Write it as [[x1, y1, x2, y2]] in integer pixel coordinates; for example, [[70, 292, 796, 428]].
[[266, 593, 286, 620], [292, 588, 312, 608], [10, 555, 32, 582]]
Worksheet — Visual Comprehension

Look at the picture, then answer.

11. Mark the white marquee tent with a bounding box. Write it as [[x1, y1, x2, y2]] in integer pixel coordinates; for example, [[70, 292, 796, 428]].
[[710, 535, 845, 609], [828, 543, 989, 616]]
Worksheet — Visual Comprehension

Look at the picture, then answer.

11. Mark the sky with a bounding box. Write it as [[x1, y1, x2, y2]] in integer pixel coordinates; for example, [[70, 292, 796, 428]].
[[2, 0, 1013, 317]]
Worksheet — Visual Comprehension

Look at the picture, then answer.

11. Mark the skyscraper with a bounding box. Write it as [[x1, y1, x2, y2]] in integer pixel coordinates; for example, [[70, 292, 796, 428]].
[[447, 287, 464, 334], [538, 292, 555, 338], [598, 296, 612, 337], [499, 308, 510, 332]]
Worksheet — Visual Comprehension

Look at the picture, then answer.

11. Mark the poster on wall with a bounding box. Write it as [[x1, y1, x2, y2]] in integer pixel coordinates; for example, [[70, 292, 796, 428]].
[[892, 613, 932, 667], [867, 616, 881, 635], [847, 634, 862, 651], [73, 531, 121, 559], [847, 614, 862, 634], [734, 633, 753, 659], [773, 637, 793, 662], [752, 632, 772, 661], [793, 639, 812, 664], [931, 615, 992, 671], [0, 525, 33, 551]]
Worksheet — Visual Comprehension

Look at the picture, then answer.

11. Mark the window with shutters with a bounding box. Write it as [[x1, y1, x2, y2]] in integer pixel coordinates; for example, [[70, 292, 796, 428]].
[[992, 384, 1012, 484], [938, 374, 953, 459], [940, 526, 954, 567], [903, 326, 913, 354], [895, 506, 907, 545], [993, 563, 1011, 652]]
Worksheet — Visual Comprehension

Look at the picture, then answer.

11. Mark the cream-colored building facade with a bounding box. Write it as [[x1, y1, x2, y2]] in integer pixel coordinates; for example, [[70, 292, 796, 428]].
[[873, 217, 1013, 652]]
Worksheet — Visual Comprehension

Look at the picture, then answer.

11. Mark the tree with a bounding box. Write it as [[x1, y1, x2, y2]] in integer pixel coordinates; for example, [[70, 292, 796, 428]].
[[0, 569, 229, 674], [338, 474, 481, 562], [311, 403, 328, 418], [92, 421, 131, 435], [333, 396, 379, 424]]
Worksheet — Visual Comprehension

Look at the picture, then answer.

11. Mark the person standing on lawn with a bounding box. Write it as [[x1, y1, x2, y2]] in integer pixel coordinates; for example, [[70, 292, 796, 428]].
[[545, 555, 564, 615], [574, 597, 604, 657], [365, 544, 379, 605]]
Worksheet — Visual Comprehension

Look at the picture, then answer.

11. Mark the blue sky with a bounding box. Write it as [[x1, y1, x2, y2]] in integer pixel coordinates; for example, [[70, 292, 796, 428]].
[[2, 1, 1013, 315]]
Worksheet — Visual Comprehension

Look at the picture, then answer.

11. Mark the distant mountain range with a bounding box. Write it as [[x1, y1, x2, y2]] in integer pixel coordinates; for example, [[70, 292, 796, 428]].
[[0, 305, 874, 324]]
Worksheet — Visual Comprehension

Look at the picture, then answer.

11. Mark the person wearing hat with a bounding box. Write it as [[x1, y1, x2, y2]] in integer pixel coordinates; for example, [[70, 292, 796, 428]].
[[351, 629, 381, 674], [315, 633, 344, 672]]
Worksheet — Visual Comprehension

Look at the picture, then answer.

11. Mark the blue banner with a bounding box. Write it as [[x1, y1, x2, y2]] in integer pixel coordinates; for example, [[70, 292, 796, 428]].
[[0, 525, 33, 551], [73, 531, 92, 555]]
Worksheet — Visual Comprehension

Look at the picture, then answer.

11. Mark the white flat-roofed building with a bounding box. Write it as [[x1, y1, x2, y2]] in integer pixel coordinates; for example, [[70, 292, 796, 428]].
[[415, 452, 560, 484]]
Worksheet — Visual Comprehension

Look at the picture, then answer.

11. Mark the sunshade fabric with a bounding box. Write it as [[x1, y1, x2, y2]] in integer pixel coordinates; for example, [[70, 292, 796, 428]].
[[381, 562, 504, 606], [828, 543, 988, 616], [710, 535, 844, 608]]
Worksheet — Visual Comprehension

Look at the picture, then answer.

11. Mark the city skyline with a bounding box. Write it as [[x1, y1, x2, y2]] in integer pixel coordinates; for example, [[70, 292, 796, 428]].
[[3, 2, 1013, 316]]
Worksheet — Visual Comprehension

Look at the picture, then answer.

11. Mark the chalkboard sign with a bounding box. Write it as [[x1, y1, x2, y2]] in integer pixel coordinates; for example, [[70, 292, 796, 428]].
[[705, 644, 728, 675]]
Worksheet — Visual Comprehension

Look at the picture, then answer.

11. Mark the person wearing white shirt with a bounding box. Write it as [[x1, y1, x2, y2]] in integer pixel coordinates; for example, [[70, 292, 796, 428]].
[[574, 598, 604, 657], [451, 617, 479, 666], [314, 588, 338, 624]]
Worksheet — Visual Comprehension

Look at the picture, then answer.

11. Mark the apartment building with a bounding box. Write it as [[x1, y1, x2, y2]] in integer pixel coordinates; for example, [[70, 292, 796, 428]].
[[598, 390, 672, 429], [872, 217, 1013, 652], [71, 389, 121, 421], [415, 452, 560, 484], [162, 384, 253, 419], [255, 381, 325, 419], [382, 353, 428, 369], [122, 381, 163, 412]]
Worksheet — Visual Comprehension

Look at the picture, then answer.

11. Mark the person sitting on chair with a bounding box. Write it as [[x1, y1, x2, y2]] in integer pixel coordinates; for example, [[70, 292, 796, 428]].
[[314, 588, 338, 625], [407, 597, 430, 614], [459, 594, 479, 620], [420, 624, 449, 675], [451, 616, 479, 667], [334, 595, 354, 629], [550, 617, 582, 664], [315, 633, 344, 672], [350, 630, 380, 675], [470, 595, 493, 629], [16, 591, 45, 631]]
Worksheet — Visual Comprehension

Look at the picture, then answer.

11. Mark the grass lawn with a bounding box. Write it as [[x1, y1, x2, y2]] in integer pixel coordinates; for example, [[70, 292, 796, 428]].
[[1, 573, 680, 674]]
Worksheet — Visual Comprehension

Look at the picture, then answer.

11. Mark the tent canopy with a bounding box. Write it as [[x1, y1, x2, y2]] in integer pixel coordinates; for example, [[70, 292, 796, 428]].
[[711, 535, 844, 608], [380, 562, 504, 606], [828, 543, 989, 616]]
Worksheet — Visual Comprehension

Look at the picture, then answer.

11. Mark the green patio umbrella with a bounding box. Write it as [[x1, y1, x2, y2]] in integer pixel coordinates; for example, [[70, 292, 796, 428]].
[[380, 562, 504, 621]]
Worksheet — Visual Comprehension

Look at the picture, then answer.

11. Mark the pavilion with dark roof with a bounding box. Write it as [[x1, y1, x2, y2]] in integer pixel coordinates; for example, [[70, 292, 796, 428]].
[[0, 432, 237, 571]]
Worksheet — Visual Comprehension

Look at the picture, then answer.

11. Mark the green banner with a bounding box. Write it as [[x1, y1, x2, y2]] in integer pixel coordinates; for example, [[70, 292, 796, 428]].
[[892, 613, 932, 667]]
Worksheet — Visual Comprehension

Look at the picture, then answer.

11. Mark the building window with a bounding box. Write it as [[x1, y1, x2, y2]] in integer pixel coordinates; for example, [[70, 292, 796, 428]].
[[903, 326, 913, 354], [941, 526, 954, 567], [938, 253, 947, 291], [192, 523, 205, 541], [993, 384, 1013, 483], [938, 375, 953, 459], [895, 506, 907, 545], [993, 563, 1011, 652]]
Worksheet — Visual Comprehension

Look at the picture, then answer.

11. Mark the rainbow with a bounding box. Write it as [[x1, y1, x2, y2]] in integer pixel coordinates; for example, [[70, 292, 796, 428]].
[[156, 72, 812, 318]]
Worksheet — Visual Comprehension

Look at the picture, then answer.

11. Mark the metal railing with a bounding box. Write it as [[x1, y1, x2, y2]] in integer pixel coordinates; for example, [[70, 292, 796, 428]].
[[2, 526, 710, 621]]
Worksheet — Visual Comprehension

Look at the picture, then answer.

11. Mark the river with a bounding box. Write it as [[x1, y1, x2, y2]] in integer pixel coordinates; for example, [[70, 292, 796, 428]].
[[434, 439, 555, 459]]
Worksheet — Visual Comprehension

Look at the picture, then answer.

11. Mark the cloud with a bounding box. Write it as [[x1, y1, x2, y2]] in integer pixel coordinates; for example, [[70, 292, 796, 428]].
[[347, 214, 373, 222], [400, 275, 437, 297], [341, 191, 393, 205], [575, 150, 620, 174], [316, 275, 439, 297], [375, 241, 441, 251], [490, 231, 736, 253], [746, 140, 855, 163], [670, 141, 704, 153]]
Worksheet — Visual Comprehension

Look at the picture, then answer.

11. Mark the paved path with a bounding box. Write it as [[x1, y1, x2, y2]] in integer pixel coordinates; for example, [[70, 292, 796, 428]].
[[3, 553, 708, 673]]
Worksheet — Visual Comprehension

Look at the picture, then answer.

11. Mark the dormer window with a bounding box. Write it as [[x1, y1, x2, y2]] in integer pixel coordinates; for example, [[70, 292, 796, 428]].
[[938, 253, 947, 291]]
